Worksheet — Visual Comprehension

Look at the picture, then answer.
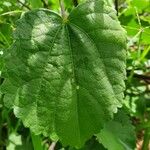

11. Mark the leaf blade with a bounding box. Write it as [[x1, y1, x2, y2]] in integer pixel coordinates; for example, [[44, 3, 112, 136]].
[[1, 0, 126, 147]]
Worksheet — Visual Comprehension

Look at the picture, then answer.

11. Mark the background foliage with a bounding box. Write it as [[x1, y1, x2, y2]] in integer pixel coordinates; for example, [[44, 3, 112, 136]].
[[0, 0, 150, 150]]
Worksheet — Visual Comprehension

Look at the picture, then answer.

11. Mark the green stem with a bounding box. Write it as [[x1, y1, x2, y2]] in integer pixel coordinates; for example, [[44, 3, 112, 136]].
[[139, 45, 150, 62], [135, 7, 143, 60], [31, 131, 43, 150], [14, 119, 21, 133], [142, 128, 150, 150], [59, 0, 66, 19], [137, 30, 143, 59], [0, 32, 10, 47], [0, 110, 2, 147], [0, 10, 23, 17]]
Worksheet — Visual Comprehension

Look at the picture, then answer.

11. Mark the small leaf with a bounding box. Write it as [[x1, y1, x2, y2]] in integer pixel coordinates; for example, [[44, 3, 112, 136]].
[[97, 110, 136, 150], [7, 133, 22, 150], [7, 132, 33, 150]]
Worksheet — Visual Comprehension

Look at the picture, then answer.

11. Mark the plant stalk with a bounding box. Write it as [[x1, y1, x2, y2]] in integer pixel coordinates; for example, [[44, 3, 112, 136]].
[[142, 128, 150, 150], [59, 0, 66, 19], [48, 142, 56, 150], [31, 131, 43, 150]]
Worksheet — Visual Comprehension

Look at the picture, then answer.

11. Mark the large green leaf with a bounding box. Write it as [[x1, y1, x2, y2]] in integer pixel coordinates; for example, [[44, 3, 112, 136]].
[[1, 0, 126, 147], [97, 110, 136, 150]]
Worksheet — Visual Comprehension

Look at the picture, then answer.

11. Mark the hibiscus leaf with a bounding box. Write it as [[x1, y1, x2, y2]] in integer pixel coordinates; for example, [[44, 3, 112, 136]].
[[1, 0, 126, 147]]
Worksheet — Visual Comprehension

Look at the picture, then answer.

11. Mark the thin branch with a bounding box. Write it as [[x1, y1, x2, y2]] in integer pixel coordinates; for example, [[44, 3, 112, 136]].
[[48, 142, 56, 150], [73, 0, 78, 7], [17, 0, 31, 10]]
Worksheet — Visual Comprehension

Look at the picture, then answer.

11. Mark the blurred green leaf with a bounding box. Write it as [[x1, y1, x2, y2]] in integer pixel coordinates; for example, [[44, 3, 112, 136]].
[[131, 0, 150, 12], [97, 110, 136, 150], [7, 132, 33, 150], [28, 0, 43, 8], [7, 133, 22, 150]]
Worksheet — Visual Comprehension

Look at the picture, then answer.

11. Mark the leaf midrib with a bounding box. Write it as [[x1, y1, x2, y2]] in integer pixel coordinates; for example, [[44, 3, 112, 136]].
[[65, 24, 82, 144]]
